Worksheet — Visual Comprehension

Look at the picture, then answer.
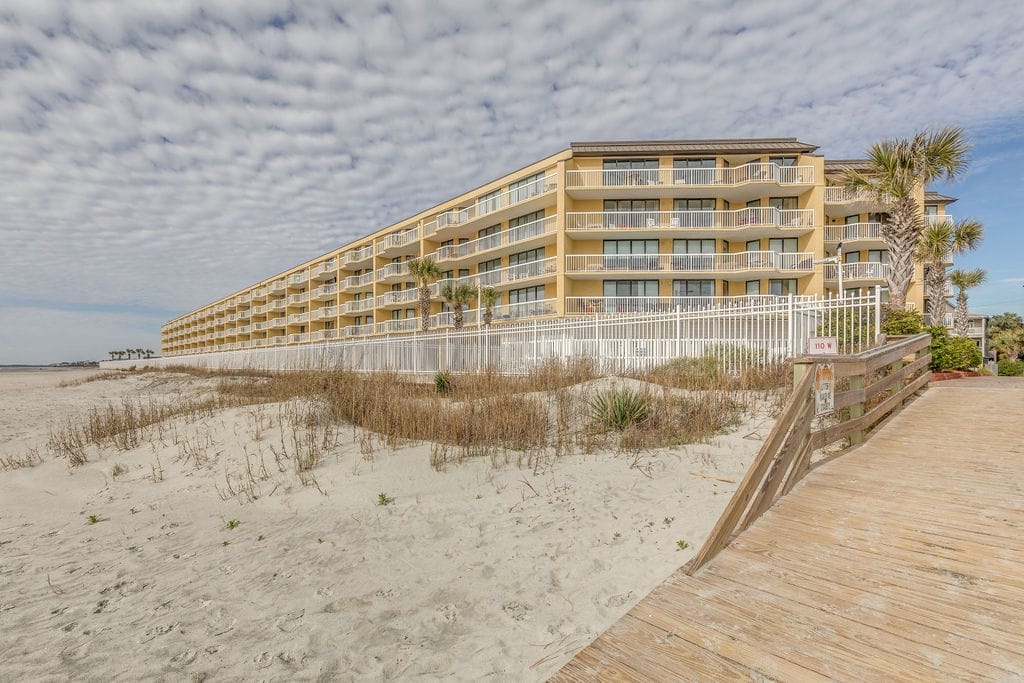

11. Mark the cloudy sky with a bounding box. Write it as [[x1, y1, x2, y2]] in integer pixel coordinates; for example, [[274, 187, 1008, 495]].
[[2, 0, 1023, 363]]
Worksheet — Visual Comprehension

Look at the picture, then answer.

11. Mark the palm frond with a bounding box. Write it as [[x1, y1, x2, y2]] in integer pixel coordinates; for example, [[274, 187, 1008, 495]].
[[949, 267, 987, 290]]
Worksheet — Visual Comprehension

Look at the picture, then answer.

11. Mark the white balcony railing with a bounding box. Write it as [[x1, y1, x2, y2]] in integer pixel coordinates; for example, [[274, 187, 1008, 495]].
[[374, 261, 411, 280], [311, 306, 337, 321], [824, 222, 883, 242], [433, 216, 557, 262], [267, 335, 286, 345], [288, 313, 308, 324], [564, 295, 816, 315], [341, 245, 375, 265], [375, 318, 420, 334], [375, 289, 420, 307], [289, 271, 307, 286], [436, 174, 557, 229], [924, 214, 955, 225], [824, 187, 876, 204], [565, 251, 815, 274], [566, 163, 813, 189], [311, 329, 337, 341], [237, 294, 250, 304], [312, 261, 337, 279], [252, 305, 267, 315], [287, 293, 308, 305], [288, 333, 309, 343], [429, 299, 557, 328], [312, 283, 338, 298], [566, 208, 813, 232], [268, 279, 286, 293], [343, 298, 376, 314], [436, 256, 557, 290], [375, 227, 421, 255], [341, 323, 375, 337], [266, 316, 287, 328], [824, 262, 891, 281], [236, 309, 251, 319]]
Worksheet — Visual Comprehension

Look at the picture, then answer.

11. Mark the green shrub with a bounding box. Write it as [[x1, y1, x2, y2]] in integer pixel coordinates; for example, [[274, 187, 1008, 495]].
[[818, 309, 876, 349], [589, 389, 651, 431], [881, 308, 924, 336], [998, 359, 1024, 376], [433, 371, 453, 394], [929, 327, 982, 371]]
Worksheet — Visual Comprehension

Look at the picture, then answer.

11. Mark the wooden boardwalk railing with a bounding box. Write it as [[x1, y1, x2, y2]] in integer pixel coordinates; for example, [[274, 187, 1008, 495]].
[[685, 332, 931, 574]]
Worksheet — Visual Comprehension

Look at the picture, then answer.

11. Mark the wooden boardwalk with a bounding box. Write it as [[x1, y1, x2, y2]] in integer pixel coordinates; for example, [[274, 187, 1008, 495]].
[[554, 379, 1024, 682]]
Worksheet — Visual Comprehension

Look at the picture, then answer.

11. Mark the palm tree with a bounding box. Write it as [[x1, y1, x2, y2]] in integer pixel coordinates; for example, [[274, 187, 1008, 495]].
[[108, 351, 117, 361], [144, 349, 154, 359], [408, 257, 442, 332], [915, 218, 983, 326], [123, 349, 133, 360], [441, 282, 475, 330], [948, 268, 986, 336], [480, 286, 500, 326], [845, 127, 970, 310]]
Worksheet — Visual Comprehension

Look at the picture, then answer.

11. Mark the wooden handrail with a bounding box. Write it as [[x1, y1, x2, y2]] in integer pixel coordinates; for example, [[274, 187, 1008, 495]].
[[684, 333, 932, 575]]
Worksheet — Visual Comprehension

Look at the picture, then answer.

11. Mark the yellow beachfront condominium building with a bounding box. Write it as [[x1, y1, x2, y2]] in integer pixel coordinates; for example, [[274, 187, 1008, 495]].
[[160, 138, 955, 357]]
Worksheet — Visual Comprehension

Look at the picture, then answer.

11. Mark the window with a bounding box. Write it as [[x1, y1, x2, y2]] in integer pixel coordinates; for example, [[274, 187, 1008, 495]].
[[509, 209, 544, 228], [845, 251, 861, 263], [603, 159, 658, 185], [478, 224, 501, 238], [673, 239, 715, 254], [603, 280, 658, 297], [769, 197, 798, 210], [746, 199, 762, 209], [673, 198, 715, 210], [508, 172, 546, 203], [509, 285, 545, 304], [769, 279, 798, 295], [844, 214, 860, 225], [604, 199, 659, 212], [673, 280, 715, 296], [406, 309, 417, 319], [769, 238, 798, 253], [441, 270, 453, 280], [769, 156, 797, 166], [746, 239, 761, 252], [604, 199, 659, 227], [324, 321, 335, 330], [458, 269, 470, 278], [603, 239, 659, 254], [924, 205, 938, 216], [672, 158, 716, 184], [745, 280, 761, 295], [509, 247, 544, 266], [868, 212, 885, 223], [867, 250, 890, 264], [391, 310, 402, 321], [391, 284, 402, 292], [478, 188, 502, 214], [479, 258, 502, 273]]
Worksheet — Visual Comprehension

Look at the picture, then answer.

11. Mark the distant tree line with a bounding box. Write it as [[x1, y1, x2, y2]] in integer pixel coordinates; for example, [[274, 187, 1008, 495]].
[[108, 348, 155, 360]]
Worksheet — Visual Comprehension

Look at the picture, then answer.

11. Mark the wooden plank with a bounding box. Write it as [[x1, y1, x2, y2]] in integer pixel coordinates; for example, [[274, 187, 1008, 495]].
[[810, 370, 929, 449], [707, 550, 1024, 676], [684, 368, 815, 574]]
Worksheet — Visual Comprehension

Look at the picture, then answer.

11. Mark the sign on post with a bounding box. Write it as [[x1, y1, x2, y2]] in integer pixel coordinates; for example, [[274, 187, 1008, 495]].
[[815, 363, 835, 416], [808, 336, 839, 355]]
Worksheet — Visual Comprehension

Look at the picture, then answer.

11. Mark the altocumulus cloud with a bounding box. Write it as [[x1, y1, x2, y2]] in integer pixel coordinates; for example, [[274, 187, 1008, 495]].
[[1, 0, 1023, 361]]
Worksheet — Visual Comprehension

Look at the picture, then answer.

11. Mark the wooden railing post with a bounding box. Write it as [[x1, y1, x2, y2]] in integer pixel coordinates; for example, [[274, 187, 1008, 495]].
[[848, 373, 865, 445]]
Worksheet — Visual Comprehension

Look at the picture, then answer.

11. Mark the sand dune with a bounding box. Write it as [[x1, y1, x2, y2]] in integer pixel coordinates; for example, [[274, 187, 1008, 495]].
[[0, 369, 771, 680]]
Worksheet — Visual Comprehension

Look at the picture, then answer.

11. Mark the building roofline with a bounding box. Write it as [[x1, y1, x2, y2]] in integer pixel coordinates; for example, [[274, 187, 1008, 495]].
[[570, 138, 818, 156]]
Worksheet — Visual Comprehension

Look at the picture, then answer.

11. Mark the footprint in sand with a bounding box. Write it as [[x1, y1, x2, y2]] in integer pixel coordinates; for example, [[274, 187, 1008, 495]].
[[139, 622, 179, 643], [0, 602, 14, 612], [205, 608, 237, 637], [59, 639, 89, 663], [502, 601, 531, 622], [253, 651, 273, 669], [274, 609, 304, 633], [169, 648, 197, 668], [439, 603, 459, 624]]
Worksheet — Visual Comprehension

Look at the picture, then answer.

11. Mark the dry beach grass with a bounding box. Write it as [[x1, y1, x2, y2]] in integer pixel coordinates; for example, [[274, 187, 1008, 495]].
[[0, 362, 785, 680]]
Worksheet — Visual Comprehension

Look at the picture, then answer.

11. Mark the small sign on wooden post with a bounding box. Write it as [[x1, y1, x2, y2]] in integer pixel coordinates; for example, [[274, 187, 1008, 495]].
[[815, 363, 835, 416], [808, 336, 839, 355]]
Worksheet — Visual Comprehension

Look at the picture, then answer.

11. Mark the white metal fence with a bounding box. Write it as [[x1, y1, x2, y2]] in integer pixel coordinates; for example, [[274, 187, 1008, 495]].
[[110, 292, 882, 375]]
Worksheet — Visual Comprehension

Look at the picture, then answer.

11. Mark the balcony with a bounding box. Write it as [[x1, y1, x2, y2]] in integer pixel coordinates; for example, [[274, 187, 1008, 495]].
[[566, 208, 814, 237], [267, 335, 286, 345], [824, 222, 883, 244], [375, 288, 420, 308], [375, 227, 420, 256], [376, 318, 420, 334], [564, 294, 812, 315], [342, 298, 376, 314], [436, 256, 557, 291], [288, 333, 309, 343], [340, 245, 375, 267], [823, 186, 883, 218], [266, 316, 287, 328], [374, 261, 411, 283], [288, 271, 308, 288], [566, 163, 813, 201], [268, 299, 287, 311], [312, 261, 337, 281], [311, 329, 337, 341], [341, 323, 375, 337], [252, 304, 267, 315], [237, 294, 250, 304], [250, 287, 268, 301], [434, 216, 557, 263], [236, 309, 251, 320], [288, 313, 308, 325], [311, 306, 337, 321], [342, 272, 375, 291], [268, 280, 286, 295], [429, 298, 557, 328], [564, 251, 815, 276], [236, 325, 251, 334], [824, 262, 891, 283], [311, 283, 337, 301], [924, 214, 955, 225], [435, 174, 557, 233], [287, 293, 308, 305]]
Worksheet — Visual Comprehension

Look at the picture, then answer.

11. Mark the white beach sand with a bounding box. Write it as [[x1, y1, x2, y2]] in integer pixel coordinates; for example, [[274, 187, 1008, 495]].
[[0, 369, 772, 680]]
